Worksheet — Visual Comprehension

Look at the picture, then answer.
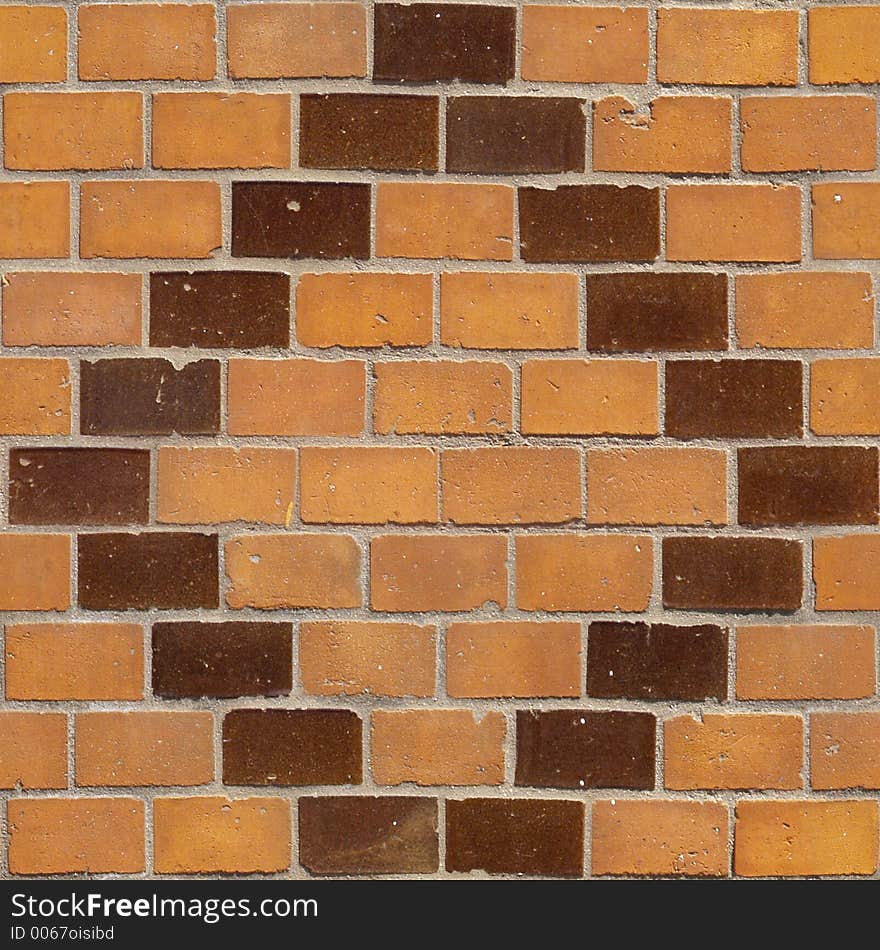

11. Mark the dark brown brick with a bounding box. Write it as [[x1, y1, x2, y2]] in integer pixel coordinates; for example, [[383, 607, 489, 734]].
[[223, 709, 362, 786], [446, 798, 584, 876], [587, 621, 728, 701], [515, 710, 656, 790], [149, 272, 290, 349], [231, 182, 370, 259], [299, 797, 438, 875], [152, 622, 293, 699], [446, 97, 586, 174], [80, 359, 220, 436], [78, 532, 219, 610], [738, 446, 879, 526], [663, 537, 803, 611], [587, 272, 729, 352], [666, 359, 802, 439], [300, 94, 439, 171], [520, 185, 660, 262], [9, 448, 149, 526], [374, 4, 515, 85]]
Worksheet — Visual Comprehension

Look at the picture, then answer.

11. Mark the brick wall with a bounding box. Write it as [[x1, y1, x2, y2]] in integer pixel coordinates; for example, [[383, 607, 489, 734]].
[[1, 1, 879, 879]]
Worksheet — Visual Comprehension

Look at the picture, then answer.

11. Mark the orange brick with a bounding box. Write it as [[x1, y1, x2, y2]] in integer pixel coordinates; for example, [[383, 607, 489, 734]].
[[815, 535, 880, 611], [228, 359, 365, 436], [5, 623, 144, 701], [521, 6, 648, 83], [157, 447, 296, 525], [376, 183, 514, 261], [374, 360, 512, 435], [154, 797, 291, 874], [736, 273, 874, 350], [521, 359, 658, 435], [0, 6, 66, 82], [0, 357, 70, 434], [665, 714, 803, 791], [300, 446, 438, 525], [8, 798, 145, 875], [4, 93, 144, 171], [667, 185, 801, 263], [227, 2, 367, 79], [226, 534, 361, 609], [152, 93, 291, 169], [587, 447, 727, 526], [2, 272, 142, 347], [517, 534, 653, 612], [372, 710, 506, 786], [0, 713, 67, 790], [442, 447, 582, 525], [737, 625, 876, 700], [80, 180, 221, 259], [371, 535, 508, 612], [812, 358, 880, 434], [813, 183, 880, 259], [300, 621, 436, 698], [594, 96, 732, 174], [593, 800, 729, 877], [78, 3, 216, 81], [657, 9, 798, 86], [0, 534, 70, 611], [297, 272, 433, 348], [735, 800, 878, 877], [0, 182, 69, 259], [812, 713, 880, 790], [447, 621, 582, 698], [810, 7, 880, 85], [742, 96, 876, 173], [440, 272, 579, 350], [76, 712, 214, 787]]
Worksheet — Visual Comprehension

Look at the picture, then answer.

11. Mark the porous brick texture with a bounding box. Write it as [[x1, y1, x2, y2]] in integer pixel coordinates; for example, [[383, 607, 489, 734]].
[[1, 0, 879, 882]]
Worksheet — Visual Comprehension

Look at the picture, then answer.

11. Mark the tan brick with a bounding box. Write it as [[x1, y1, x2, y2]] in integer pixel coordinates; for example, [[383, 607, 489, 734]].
[[158, 447, 296, 525], [376, 183, 514, 261], [0, 713, 67, 790], [521, 6, 648, 83], [813, 183, 880, 259], [815, 535, 880, 610], [228, 2, 367, 79], [8, 798, 145, 875], [447, 621, 582, 698], [593, 800, 729, 877], [0, 6, 67, 83], [812, 358, 880, 434], [658, 9, 798, 86], [442, 447, 582, 525], [76, 712, 213, 787], [587, 447, 727, 526], [735, 800, 878, 877], [226, 534, 361, 609], [737, 273, 874, 350], [517, 534, 653, 612], [153, 93, 291, 169], [374, 360, 512, 435], [0, 182, 69, 259], [300, 621, 436, 698], [80, 180, 221, 259], [594, 96, 732, 174], [0, 358, 70, 434], [228, 359, 365, 436], [810, 6, 880, 85], [297, 272, 433, 348], [0, 534, 70, 611], [5, 623, 144, 701], [521, 359, 659, 435], [79, 3, 216, 81], [301, 446, 438, 525], [440, 271, 579, 350], [154, 797, 291, 874], [667, 185, 802, 263], [372, 710, 506, 786], [812, 713, 880, 790]]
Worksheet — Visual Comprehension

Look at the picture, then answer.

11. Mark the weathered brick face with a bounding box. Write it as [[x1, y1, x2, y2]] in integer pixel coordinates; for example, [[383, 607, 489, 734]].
[[1, 0, 879, 883]]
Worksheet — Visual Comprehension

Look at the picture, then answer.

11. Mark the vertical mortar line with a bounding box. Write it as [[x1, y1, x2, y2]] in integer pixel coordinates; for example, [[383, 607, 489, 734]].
[[217, 0, 228, 82]]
